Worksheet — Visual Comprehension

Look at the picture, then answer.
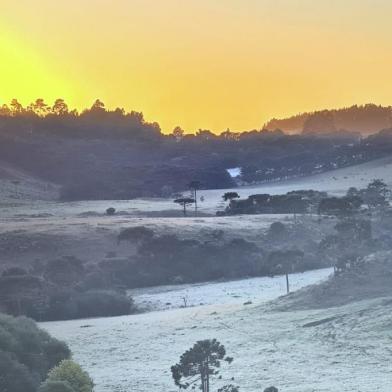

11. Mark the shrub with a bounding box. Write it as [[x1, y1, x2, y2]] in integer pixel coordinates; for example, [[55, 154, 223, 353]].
[[0, 351, 37, 392], [71, 290, 135, 319], [45, 360, 93, 392], [39, 380, 76, 392], [0, 313, 70, 391], [0, 274, 51, 319], [117, 226, 154, 244], [268, 222, 287, 239], [46, 290, 135, 320], [105, 207, 116, 215], [218, 385, 240, 392], [43, 256, 85, 288]]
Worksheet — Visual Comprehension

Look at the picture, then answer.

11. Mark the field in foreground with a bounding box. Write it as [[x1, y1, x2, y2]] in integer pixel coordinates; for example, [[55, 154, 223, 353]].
[[40, 267, 392, 392]]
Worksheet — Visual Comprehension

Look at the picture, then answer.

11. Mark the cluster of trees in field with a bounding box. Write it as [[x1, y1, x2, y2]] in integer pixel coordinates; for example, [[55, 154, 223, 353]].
[[2, 99, 392, 200], [0, 312, 93, 392], [2, 180, 391, 321], [221, 190, 328, 215], [0, 222, 327, 321], [0, 257, 136, 321], [221, 179, 390, 216]]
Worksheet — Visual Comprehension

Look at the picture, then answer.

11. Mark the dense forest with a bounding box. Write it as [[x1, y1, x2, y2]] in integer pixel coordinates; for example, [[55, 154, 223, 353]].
[[2, 99, 392, 200], [264, 104, 392, 135]]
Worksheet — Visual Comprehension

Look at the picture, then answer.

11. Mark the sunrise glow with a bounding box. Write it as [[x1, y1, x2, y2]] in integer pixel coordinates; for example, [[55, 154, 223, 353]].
[[1, 0, 392, 133]]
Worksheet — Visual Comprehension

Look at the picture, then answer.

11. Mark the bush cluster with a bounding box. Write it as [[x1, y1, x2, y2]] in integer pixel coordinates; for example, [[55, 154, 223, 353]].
[[0, 313, 70, 392]]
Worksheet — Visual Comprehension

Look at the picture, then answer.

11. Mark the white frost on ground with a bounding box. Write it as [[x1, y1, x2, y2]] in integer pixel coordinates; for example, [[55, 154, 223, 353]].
[[9, 156, 392, 391], [41, 294, 392, 392], [39, 268, 392, 392], [3, 155, 392, 218], [129, 268, 332, 311]]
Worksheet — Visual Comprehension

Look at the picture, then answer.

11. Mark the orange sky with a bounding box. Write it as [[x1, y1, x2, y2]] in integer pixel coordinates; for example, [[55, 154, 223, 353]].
[[1, 0, 392, 133]]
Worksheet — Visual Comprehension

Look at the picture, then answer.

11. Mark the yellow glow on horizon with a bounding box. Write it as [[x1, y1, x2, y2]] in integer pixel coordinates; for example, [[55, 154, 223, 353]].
[[1, 0, 392, 133], [0, 27, 75, 107]]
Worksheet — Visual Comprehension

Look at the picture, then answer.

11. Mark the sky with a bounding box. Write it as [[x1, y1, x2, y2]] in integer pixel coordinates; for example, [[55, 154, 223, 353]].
[[1, 0, 392, 133]]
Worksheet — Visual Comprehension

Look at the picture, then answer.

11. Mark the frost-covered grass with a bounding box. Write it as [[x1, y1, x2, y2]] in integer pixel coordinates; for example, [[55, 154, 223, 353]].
[[41, 269, 392, 392], [3, 155, 392, 219], [129, 268, 332, 311], [10, 156, 392, 390]]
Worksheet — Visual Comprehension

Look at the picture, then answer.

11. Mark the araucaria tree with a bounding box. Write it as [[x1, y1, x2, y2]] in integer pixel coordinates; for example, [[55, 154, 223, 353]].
[[189, 180, 201, 214], [222, 192, 240, 202], [171, 339, 233, 392], [174, 197, 195, 216]]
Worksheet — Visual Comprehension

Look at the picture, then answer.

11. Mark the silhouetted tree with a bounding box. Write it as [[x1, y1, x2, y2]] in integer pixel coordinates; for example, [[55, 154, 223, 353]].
[[303, 110, 336, 134], [267, 222, 287, 240], [90, 99, 105, 112], [52, 99, 69, 116], [105, 207, 116, 216], [172, 126, 185, 141], [222, 192, 240, 202], [361, 179, 390, 210], [30, 99, 49, 117], [264, 387, 278, 392], [171, 339, 233, 392], [189, 181, 201, 214], [318, 196, 362, 217], [174, 197, 195, 216]]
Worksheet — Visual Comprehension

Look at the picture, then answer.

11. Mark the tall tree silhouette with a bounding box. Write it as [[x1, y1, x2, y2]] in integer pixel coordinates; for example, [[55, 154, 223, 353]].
[[189, 180, 201, 214], [174, 197, 195, 216], [171, 339, 233, 392], [52, 99, 69, 116]]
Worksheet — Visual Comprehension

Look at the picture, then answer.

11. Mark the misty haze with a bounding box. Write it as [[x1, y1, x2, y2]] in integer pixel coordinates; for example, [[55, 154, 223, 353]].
[[2, 2, 392, 392]]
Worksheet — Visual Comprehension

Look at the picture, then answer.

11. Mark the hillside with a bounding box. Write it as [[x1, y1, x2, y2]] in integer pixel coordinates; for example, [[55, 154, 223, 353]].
[[0, 160, 58, 203], [2, 105, 392, 201], [264, 104, 392, 135], [42, 263, 392, 392], [276, 251, 392, 311]]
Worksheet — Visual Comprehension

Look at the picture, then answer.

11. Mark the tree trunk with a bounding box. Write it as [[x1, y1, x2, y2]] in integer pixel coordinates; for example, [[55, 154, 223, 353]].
[[201, 367, 207, 392], [194, 189, 198, 215], [206, 359, 210, 392], [286, 273, 290, 293]]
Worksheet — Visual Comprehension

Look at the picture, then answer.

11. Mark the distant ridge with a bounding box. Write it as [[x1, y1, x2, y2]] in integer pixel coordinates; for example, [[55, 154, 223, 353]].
[[264, 104, 392, 135]]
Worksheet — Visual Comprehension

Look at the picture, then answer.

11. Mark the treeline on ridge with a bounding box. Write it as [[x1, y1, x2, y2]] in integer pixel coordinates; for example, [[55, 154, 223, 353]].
[[2, 99, 392, 200], [265, 103, 392, 135]]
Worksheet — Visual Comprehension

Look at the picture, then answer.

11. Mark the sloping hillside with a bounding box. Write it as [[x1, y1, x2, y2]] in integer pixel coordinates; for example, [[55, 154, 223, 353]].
[[264, 104, 392, 135], [0, 161, 59, 203], [275, 251, 392, 310]]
